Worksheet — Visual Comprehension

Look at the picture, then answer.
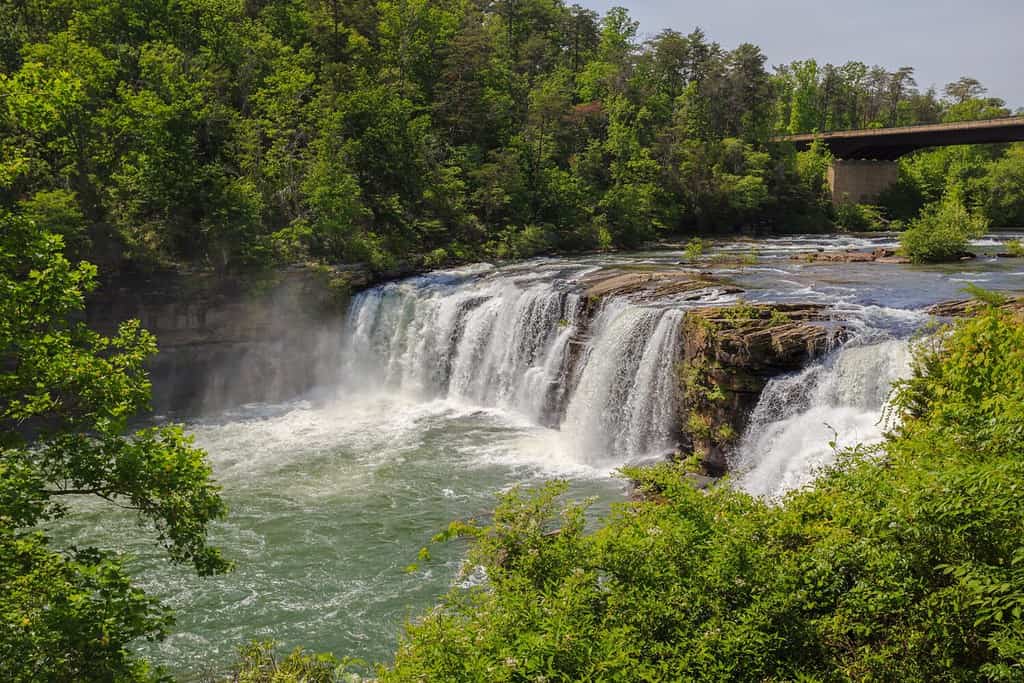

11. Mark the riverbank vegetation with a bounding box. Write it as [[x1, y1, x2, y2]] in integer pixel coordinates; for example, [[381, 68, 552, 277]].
[[369, 296, 1024, 682], [2, 0, 1022, 277]]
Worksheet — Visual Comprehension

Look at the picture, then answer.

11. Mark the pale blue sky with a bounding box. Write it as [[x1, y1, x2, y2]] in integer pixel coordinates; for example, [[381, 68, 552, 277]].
[[581, 0, 1023, 109]]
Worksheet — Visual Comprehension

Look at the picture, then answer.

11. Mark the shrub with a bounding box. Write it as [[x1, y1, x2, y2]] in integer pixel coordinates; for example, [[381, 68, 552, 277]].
[[422, 248, 449, 269], [899, 196, 989, 263], [683, 237, 706, 261], [224, 641, 359, 683], [516, 224, 556, 257]]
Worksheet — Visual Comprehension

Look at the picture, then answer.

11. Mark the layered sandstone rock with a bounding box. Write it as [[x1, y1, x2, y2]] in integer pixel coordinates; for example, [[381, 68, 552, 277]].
[[86, 266, 357, 414], [791, 247, 912, 264], [677, 304, 845, 475]]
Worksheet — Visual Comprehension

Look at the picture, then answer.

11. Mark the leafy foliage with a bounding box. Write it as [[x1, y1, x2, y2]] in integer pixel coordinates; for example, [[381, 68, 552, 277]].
[[223, 641, 359, 683], [0, 215, 228, 681], [3, 0, 1016, 274], [834, 202, 887, 231], [899, 194, 989, 262], [380, 302, 1024, 681]]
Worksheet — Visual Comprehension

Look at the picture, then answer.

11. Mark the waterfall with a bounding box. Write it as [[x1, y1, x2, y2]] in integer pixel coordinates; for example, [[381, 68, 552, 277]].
[[341, 265, 922, 482], [340, 267, 685, 462], [732, 338, 912, 498], [559, 303, 684, 465]]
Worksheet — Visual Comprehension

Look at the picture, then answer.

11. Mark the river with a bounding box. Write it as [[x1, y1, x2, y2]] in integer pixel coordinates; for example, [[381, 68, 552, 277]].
[[62, 232, 1024, 679]]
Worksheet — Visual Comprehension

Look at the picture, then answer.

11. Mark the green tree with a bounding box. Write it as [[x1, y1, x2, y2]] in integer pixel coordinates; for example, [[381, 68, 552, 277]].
[[0, 214, 229, 681], [979, 143, 1024, 226], [786, 59, 819, 134], [944, 76, 987, 105]]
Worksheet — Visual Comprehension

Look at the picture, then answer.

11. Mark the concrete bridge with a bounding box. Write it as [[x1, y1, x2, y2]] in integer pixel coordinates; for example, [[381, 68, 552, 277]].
[[773, 116, 1024, 204]]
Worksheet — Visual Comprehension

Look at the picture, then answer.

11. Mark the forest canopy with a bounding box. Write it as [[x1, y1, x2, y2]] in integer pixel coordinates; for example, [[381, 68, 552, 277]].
[[2, 0, 1021, 275]]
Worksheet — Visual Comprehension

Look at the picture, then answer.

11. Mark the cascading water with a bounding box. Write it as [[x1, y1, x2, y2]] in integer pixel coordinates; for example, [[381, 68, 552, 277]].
[[559, 302, 684, 464], [340, 266, 687, 463], [732, 337, 913, 498]]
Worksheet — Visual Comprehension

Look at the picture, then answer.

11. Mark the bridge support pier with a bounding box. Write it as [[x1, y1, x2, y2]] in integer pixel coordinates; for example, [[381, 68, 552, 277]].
[[827, 159, 899, 205]]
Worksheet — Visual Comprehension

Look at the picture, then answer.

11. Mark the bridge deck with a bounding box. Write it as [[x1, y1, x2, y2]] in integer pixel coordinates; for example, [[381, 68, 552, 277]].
[[774, 116, 1024, 160]]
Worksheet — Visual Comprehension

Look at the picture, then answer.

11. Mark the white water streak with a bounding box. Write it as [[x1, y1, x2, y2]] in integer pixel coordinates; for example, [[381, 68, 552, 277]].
[[734, 339, 912, 498]]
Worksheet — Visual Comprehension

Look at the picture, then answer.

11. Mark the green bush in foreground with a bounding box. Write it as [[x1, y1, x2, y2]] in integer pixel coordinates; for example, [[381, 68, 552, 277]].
[[899, 196, 989, 263], [377, 301, 1024, 682], [223, 641, 359, 683]]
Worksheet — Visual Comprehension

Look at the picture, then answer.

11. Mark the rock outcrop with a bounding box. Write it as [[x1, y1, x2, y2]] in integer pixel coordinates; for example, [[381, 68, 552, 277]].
[[87, 266, 356, 414], [581, 269, 742, 302], [791, 247, 911, 264], [677, 304, 845, 475], [926, 294, 1024, 318], [577, 267, 847, 476]]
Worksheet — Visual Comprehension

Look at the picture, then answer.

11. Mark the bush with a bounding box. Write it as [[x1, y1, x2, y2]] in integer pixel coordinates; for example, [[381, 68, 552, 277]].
[[380, 301, 1024, 682], [683, 237, 706, 261], [421, 248, 449, 269], [899, 195, 989, 263], [223, 641, 359, 683], [490, 224, 556, 259]]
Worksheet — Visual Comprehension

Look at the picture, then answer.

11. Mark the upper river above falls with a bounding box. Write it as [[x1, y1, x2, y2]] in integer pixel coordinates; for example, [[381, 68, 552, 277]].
[[62, 232, 1024, 679]]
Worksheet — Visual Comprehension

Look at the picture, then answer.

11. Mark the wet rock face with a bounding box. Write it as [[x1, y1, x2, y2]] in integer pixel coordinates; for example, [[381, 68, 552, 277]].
[[678, 304, 846, 476], [87, 267, 352, 415]]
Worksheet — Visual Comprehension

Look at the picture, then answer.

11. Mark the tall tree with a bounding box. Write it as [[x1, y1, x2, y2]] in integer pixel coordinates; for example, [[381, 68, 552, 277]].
[[944, 76, 986, 105]]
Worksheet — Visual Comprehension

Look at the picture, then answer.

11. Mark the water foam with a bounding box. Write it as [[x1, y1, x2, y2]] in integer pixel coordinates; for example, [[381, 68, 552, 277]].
[[733, 338, 912, 498]]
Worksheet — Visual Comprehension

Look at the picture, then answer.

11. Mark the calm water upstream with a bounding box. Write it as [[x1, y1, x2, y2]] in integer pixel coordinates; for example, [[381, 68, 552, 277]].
[[62, 232, 1024, 679]]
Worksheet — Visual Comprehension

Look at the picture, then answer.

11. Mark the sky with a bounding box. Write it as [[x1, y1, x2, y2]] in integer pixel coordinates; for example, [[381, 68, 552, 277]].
[[580, 0, 1024, 109]]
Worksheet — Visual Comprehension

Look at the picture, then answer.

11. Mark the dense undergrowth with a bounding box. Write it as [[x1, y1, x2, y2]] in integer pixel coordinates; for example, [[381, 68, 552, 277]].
[[339, 300, 1024, 682]]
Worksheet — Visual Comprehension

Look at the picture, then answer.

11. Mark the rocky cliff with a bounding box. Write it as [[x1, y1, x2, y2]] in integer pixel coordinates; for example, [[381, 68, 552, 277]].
[[86, 266, 360, 414]]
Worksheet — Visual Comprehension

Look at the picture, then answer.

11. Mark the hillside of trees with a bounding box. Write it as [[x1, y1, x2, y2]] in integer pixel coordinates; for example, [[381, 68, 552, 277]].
[[3, 0, 1022, 276]]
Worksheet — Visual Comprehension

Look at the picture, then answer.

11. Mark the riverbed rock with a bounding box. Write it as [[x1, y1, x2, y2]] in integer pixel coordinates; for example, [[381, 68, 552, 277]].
[[926, 294, 1024, 318], [678, 304, 846, 476], [581, 268, 742, 302], [790, 247, 911, 264]]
